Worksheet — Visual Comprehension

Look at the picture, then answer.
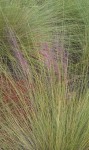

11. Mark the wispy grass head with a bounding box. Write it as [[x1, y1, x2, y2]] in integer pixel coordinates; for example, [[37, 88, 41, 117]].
[[0, 0, 89, 150]]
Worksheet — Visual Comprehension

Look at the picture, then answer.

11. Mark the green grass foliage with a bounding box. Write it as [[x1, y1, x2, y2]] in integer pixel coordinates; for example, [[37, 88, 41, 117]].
[[0, 0, 89, 149]]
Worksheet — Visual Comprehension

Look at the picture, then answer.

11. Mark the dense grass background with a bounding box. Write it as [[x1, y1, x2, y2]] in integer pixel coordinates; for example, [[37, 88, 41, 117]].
[[0, 0, 89, 149]]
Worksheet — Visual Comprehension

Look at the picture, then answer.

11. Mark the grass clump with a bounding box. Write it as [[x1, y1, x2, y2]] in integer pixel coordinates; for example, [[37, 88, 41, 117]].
[[0, 0, 89, 149]]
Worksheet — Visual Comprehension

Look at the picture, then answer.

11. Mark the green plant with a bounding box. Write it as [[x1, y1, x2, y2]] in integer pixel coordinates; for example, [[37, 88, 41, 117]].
[[0, 0, 89, 150]]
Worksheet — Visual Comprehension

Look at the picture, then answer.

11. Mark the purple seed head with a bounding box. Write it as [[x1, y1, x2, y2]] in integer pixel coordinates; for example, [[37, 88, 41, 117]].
[[6, 27, 29, 75]]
